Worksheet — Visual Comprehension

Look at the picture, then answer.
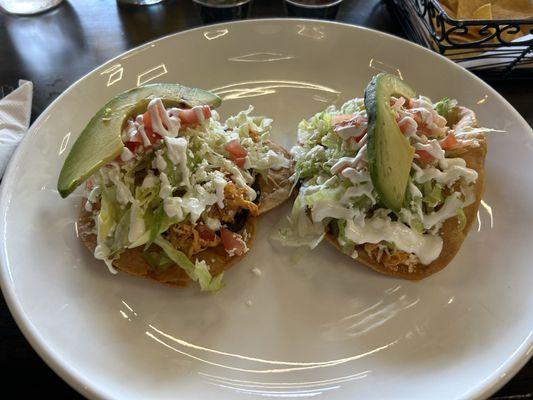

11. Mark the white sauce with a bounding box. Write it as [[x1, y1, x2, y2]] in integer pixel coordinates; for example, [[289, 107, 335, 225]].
[[135, 115, 152, 147], [330, 144, 367, 175], [397, 116, 418, 138], [413, 158, 478, 186], [340, 183, 376, 204], [159, 172, 172, 199], [414, 139, 445, 160], [141, 173, 158, 189], [94, 244, 118, 274], [213, 174, 227, 209], [311, 201, 353, 223], [341, 167, 370, 185], [164, 136, 190, 187], [335, 121, 367, 141], [155, 150, 167, 171], [204, 217, 221, 231], [192, 105, 206, 126], [422, 192, 463, 229], [181, 197, 207, 224], [120, 147, 134, 162], [409, 181, 423, 199], [163, 197, 183, 220], [87, 186, 101, 204], [147, 98, 181, 137], [106, 167, 133, 205], [344, 217, 443, 265]]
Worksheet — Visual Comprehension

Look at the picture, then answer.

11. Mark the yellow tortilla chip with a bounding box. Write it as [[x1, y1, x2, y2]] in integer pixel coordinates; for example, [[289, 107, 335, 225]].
[[473, 3, 493, 19], [457, 0, 491, 19], [493, 0, 533, 19], [438, 0, 459, 15], [326, 107, 487, 280]]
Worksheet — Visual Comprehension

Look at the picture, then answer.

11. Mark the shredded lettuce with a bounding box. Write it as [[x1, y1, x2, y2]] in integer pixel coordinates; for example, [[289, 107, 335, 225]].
[[153, 235, 222, 292], [302, 186, 343, 208], [273, 195, 325, 249], [434, 97, 457, 120], [142, 251, 174, 271], [333, 219, 355, 255], [146, 205, 166, 248], [110, 208, 131, 257], [98, 187, 119, 241], [423, 181, 443, 208]]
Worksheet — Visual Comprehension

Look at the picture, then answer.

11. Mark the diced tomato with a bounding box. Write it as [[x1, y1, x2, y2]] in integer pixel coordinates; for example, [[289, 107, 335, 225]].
[[333, 115, 367, 142], [179, 105, 211, 125], [142, 111, 162, 145], [224, 139, 247, 158], [220, 227, 247, 256], [440, 133, 459, 150], [85, 180, 94, 190], [415, 150, 434, 164], [125, 140, 141, 152], [142, 110, 152, 130], [331, 114, 355, 125], [224, 139, 248, 168], [234, 157, 246, 168]]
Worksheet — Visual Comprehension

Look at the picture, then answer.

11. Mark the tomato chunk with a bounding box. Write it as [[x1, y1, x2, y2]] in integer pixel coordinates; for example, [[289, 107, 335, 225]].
[[220, 228, 247, 256], [224, 139, 248, 168], [331, 114, 355, 125], [415, 149, 434, 164], [179, 105, 211, 125], [142, 111, 162, 144], [440, 133, 459, 150]]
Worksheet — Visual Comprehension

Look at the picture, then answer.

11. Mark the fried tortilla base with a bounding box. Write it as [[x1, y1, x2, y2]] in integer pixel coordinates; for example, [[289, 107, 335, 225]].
[[326, 133, 487, 280], [257, 140, 294, 215]]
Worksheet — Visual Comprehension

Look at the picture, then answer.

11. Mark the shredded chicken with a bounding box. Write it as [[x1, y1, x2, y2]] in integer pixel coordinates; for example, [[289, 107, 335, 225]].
[[364, 242, 419, 271], [165, 182, 257, 257], [249, 129, 260, 143], [166, 223, 220, 258], [208, 182, 259, 223]]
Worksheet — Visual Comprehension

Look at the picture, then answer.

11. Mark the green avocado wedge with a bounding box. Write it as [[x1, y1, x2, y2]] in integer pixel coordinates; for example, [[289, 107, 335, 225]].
[[364, 73, 416, 212], [57, 84, 222, 198]]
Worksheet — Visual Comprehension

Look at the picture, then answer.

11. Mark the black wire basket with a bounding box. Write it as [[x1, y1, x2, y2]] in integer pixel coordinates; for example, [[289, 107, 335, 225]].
[[384, 0, 533, 80]]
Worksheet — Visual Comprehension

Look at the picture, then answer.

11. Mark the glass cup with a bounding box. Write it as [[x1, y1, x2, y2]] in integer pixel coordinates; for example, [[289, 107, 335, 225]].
[[116, 0, 166, 5], [193, 0, 253, 24], [0, 0, 63, 15], [284, 0, 343, 19]]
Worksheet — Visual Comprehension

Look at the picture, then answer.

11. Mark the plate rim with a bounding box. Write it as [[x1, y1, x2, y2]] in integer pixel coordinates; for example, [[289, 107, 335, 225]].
[[0, 18, 531, 400]]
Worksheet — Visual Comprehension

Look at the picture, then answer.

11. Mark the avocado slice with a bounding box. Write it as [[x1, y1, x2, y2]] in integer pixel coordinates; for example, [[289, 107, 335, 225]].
[[365, 73, 416, 212], [57, 84, 221, 198]]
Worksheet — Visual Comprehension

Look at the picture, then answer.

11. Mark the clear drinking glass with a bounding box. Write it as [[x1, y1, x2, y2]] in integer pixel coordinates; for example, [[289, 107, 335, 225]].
[[116, 0, 166, 5], [0, 0, 63, 15], [192, 0, 253, 24], [284, 0, 343, 19]]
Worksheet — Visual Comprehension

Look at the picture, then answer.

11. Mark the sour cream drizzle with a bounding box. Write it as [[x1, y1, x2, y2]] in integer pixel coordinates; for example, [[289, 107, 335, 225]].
[[344, 217, 443, 265], [147, 98, 181, 137]]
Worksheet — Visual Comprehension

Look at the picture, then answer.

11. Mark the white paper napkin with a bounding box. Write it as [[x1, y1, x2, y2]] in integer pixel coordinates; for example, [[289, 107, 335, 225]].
[[0, 80, 33, 178]]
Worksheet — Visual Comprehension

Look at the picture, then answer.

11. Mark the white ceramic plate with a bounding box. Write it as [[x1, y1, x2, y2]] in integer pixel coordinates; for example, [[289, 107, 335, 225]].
[[1, 19, 532, 400]]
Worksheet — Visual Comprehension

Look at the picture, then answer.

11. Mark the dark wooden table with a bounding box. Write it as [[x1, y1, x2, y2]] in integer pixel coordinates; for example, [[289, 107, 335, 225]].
[[0, 0, 531, 398]]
